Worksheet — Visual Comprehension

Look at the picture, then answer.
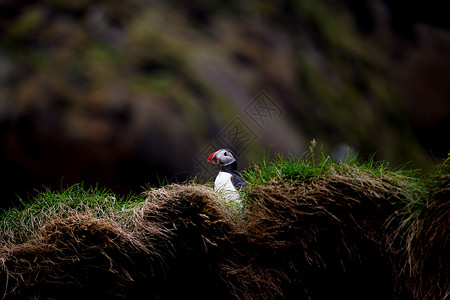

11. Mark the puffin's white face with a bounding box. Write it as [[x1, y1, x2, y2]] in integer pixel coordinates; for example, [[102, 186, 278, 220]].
[[207, 149, 236, 166]]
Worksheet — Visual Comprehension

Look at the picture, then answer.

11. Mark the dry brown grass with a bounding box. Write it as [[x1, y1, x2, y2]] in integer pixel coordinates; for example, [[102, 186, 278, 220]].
[[399, 171, 450, 300], [0, 168, 448, 299], [222, 172, 409, 300]]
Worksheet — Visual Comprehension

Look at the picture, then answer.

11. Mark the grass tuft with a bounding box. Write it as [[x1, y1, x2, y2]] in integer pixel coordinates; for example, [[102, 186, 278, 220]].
[[0, 183, 147, 247]]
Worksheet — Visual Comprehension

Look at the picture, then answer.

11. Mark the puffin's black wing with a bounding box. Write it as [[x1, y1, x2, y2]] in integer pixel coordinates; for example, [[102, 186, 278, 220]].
[[231, 174, 247, 190]]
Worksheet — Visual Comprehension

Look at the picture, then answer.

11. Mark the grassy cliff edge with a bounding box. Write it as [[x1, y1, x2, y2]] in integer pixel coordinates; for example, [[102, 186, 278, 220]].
[[0, 153, 448, 299]]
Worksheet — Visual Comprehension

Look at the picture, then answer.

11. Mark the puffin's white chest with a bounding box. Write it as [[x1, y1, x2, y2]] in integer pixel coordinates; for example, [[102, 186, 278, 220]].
[[214, 171, 241, 203]]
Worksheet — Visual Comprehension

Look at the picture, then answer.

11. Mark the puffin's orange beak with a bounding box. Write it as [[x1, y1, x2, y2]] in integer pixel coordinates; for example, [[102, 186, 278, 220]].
[[207, 151, 218, 164]]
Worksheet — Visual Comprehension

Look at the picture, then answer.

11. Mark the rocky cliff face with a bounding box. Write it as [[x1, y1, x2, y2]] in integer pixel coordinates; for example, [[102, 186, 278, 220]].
[[0, 0, 449, 206]]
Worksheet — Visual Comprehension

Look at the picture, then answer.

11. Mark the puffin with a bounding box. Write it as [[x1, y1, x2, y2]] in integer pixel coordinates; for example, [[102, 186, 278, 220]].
[[207, 149, 247, 203]]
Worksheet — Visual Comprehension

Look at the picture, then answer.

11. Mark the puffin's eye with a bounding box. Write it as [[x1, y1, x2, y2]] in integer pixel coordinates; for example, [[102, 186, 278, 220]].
[[224, 152, 228, 156]]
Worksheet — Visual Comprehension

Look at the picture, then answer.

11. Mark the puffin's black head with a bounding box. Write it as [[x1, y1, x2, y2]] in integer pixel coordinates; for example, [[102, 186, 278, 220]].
[[207, 149, 237, 166]]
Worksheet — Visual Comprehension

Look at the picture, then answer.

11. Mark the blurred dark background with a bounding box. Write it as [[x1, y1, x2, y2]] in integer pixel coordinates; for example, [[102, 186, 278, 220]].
[[1, 0, 449, 208]]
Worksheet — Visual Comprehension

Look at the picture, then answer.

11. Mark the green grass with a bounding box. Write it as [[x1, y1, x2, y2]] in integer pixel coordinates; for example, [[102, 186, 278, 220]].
[[244, 150, 423, 189], [242, 148, 434, 234], [0, 183, 148, 247]]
